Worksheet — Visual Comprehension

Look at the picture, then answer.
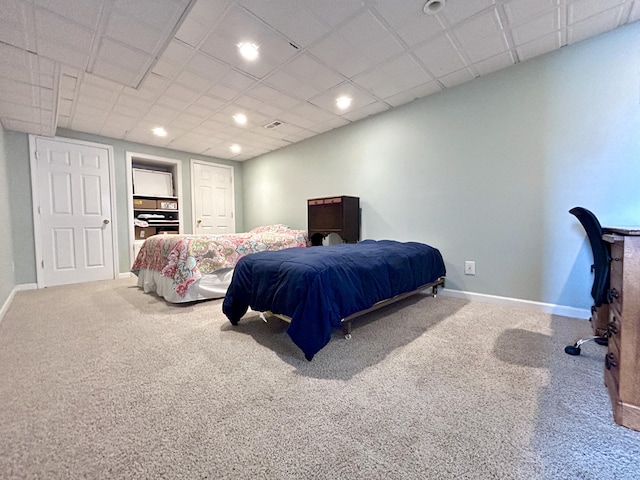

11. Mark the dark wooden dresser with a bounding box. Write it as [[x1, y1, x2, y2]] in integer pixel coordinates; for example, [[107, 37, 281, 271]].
[[602, 227, 640, 431], [307, 196, 360, 246]]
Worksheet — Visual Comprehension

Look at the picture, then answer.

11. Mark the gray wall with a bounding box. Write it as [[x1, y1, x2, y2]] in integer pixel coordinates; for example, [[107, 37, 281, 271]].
[[242, 22, 640, 311], [4, 129, 244, 279], [0, 122, 16, 308]]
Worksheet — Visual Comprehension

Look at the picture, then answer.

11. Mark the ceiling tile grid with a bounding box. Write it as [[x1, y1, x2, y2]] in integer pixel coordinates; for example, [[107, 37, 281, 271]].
[[0, 0, 638, 160]]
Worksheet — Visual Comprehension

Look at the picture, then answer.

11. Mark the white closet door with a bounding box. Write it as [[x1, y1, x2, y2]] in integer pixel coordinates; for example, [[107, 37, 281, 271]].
[[192, 162, 235, 234], [33, 136, 115, 287]]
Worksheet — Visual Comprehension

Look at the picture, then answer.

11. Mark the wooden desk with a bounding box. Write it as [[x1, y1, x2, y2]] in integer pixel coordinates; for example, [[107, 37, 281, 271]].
[[602, 226, 640, 431]]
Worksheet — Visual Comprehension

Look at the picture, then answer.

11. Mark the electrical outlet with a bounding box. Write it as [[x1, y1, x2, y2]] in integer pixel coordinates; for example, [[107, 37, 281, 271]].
[[464, 260, 476, 275]]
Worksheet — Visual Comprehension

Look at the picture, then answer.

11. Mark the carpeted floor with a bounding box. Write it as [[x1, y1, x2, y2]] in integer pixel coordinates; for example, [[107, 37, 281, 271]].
[[0, 277, 639, 479]]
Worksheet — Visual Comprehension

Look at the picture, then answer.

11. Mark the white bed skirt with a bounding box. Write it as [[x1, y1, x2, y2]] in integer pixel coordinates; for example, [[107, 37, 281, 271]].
[[136, 267, 235, 303]]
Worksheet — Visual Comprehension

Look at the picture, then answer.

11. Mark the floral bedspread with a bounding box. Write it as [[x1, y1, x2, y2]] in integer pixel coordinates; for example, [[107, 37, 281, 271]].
[[131, 225, 309, 297]]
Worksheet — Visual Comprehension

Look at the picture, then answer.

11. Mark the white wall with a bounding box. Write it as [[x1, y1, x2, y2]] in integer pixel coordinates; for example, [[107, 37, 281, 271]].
[[0, 122, 16, 311], [241, 22, 640, 310]]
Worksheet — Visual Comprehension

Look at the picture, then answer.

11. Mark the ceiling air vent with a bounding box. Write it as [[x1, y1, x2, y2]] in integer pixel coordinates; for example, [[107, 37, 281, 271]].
[[263, 120, 283, 129]]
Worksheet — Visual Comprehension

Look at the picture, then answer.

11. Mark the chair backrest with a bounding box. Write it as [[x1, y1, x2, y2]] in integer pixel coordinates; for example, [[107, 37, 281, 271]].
[[569, 207, 610, 306]]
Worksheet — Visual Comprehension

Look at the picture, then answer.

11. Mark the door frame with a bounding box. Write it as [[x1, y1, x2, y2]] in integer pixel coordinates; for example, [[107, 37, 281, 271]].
[[125, 151, 183, 265], [190, 160, 235, 233], [29, 135, 118, 288]]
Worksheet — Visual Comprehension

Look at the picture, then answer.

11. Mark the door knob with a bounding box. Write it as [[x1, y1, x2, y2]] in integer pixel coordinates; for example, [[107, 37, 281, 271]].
[[103, 219, 110, 225], [197, 219, 202, 225]]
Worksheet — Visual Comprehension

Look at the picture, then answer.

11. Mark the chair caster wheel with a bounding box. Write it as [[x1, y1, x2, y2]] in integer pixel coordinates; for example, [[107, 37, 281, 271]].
[[344, 333, 352, 340], [594, 337, 608, 346], [565, 345, 581, 356]]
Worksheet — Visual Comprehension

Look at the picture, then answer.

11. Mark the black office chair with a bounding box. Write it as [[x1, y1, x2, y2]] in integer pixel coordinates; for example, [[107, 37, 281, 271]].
[[564, 207, 611, 355]]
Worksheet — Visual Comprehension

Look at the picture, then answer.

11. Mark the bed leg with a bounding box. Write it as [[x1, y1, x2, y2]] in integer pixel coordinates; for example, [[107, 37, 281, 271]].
[[342, 321, 352, 340]]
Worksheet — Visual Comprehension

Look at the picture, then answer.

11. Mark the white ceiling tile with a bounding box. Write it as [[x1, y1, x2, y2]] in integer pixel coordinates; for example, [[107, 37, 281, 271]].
[[187, 0, 232, 28], [232, 95, 263, 110], [392, 12, 445, 47], [568, 0, 626, 24], [185, 52, 230, 82], [0, 0, 30, 50], [139, 73, 171, 94], [503, 0, 559, 25], [239, 1, 329, 48], [442, 0, 495, 24], [308, 35, 371, 77], [106, 12, 164, 55], [439, 68, 476, 88], [630, 1, 640, 21], [339, 11, 404, 64], [161, 39, 195, 67], [305, 1, 365, 27], [91, 59, 139, 87], [163, 83, 199, 103], [0, 81, 35, 105], [339, 10, 393, 51], [79, 82, 116, 102], [171, 112, 202, 128], [58, 98, 73, 116], [2, 118, 43, 134], [283, 54, 344, 91], [341, 101, 390, 122], [473, 51, 516, 75], [455, 10, 509, 62], [174, 70, 214, 92], [413, 33, 467, 77], [152, 58, 180, 78], [207, 83, 240, 102], [353, 54, 432, 99], [383, 81, 442, 107], [183, 104, 213, 119], [113, 0, 182, 31], [36, 39, 90, 71], [143, 103, 178, 122], [516, 32, 561, 60], [463, 33, 509, 62], [34, 7, 94, 57], [195, 94, 225, 111], [308, 116, 350, 134], [567, 7, 624, 43], [511, 11, 560, 45], [152, 96, 184, 114], [175, 16, 211, 48], [34, 0, 102, 29]]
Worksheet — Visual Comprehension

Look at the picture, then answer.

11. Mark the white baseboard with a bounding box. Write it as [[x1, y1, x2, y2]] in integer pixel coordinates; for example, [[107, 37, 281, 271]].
[[0, 283, 37, 323], [118, 272, 135, 279], [440, 288, 591, 320]]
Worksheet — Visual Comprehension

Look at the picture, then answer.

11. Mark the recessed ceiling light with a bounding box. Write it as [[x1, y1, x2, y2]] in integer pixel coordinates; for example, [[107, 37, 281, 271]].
[[423, 0, 445, 15], [230, 144, 241, 154], [336, 96, 352, 110], [152, 127, 167, 137], [233, 113, 248, 125], [238, 42, 259, 61]]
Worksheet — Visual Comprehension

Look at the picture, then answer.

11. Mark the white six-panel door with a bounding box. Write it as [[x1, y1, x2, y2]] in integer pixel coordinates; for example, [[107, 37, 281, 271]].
[[31, 136, 115, 287], [192, 161, 235, 234]]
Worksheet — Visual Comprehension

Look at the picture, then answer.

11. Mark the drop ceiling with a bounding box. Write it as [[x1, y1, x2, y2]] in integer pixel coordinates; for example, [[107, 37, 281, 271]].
[[0, 0, 638, 161]]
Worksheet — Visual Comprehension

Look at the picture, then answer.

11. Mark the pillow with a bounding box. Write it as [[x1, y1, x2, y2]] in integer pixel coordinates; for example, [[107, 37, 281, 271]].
[[249, 224, 290, 234]]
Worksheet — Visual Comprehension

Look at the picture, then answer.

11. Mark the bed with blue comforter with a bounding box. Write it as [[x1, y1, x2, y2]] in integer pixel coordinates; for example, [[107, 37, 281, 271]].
[[222, 239, 446, 360]]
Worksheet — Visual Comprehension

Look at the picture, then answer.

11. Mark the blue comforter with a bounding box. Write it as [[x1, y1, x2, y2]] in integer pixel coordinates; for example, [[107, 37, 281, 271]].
[[222, 240, 446, 360]]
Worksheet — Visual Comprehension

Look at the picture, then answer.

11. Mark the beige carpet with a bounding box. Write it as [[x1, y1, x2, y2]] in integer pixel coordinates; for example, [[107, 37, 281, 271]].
[[0, 277, 639, 479]]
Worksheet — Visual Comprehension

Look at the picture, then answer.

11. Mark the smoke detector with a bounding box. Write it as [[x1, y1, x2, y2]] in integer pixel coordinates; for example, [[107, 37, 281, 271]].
[[423, 0, 445, 15]]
